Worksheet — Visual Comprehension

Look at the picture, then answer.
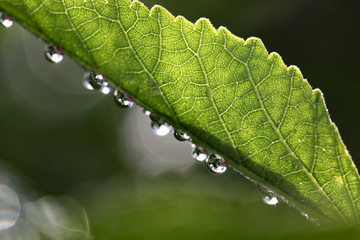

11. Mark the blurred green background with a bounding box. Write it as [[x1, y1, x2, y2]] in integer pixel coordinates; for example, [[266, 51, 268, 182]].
[[0, 0, 359, 239]]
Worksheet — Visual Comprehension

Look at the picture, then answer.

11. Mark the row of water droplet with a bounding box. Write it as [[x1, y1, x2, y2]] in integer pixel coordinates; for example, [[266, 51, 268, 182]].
[[2, 11, 227, 175], [2, 14, 227, 174], [34, 72, 321, 219], [148, 111, 227, 174], [32, 34, 229, 174]]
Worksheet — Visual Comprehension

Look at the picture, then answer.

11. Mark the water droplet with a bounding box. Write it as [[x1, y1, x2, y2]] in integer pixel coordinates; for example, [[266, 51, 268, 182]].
[[83, 72, 109, 94], [300, 212, 320, 225], [114, 90, 134, 108], [262, 195, 279, 205], [0, 185, 20, 230], [300, 212, 309, 219], [257, 185, 279, 206], [44, 45, 63, 63], [149, 113, 172, 136], [151, 121, 171, 136], [192, 145, 208, 162], [0, 13, 13, 28], [143, 109, 151, 116], [149, 113, 161, 123], [173, 129, 191, 141], [206, 153, 227, 174]]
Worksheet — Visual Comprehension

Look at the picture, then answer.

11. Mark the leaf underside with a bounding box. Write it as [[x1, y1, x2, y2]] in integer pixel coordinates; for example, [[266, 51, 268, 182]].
[[1, 0, 359, 224]]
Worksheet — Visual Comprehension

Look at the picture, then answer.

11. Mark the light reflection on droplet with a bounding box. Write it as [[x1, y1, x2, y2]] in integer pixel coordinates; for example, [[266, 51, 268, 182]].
[[257, 185, 279, 206], [0, 13, 13, 28], [191, 145, 208, 162], [149, 113, 172, 136], [100, 86, 111, 95], [44, 45, 63, 63], [262, 195, 279, 206], [83, 80, 94, 91], [300, 212, 309, 219], [0, 185, 20, 231], [143, 110, 151, 116], [151, 122, 171, 136]]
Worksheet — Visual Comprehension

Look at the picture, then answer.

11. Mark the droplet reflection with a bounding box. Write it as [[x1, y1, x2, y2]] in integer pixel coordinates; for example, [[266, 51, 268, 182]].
[[206, 153, 227, 174], [173, 129, 191, 141], [143, 109, 151, 116], [151, 122, 171, 136], [44, 45, 63, 63], [262, 195, 279, 206], [0, 13, 13, 28], [114, 90, 134, 108], [83, 72, 110, 94], [257, 185, 279, 206], [191, 145, 208, 162], [100, 86, 111, 95], [149, 113, 171, 136]]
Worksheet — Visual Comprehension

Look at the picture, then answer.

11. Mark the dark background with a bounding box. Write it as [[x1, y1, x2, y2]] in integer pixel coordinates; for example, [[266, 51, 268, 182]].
[[0, 0, 359, 239]]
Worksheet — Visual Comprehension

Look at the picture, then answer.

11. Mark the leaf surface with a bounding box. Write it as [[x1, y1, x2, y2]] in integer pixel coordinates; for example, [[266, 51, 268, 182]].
[[1, 0, 359, 224]]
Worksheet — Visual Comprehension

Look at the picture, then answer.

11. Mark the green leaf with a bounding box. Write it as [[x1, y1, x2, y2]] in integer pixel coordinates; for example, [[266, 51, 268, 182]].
[[1, 0, 359, 224]]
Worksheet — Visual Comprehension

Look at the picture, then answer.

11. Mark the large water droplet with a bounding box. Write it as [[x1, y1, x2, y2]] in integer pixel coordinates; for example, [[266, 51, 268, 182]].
[[114, 90, 134, 108], [206, 153, 227, 174], [44, 45, 63, 63], [173, 129, 191, 141], [0, 185, 20, 230], [149, 113, 172, 136], [151, 122, 171, 136], [83, 72, 110, 94], [191, 145, 208, 162], [0, 13, 13, 28]]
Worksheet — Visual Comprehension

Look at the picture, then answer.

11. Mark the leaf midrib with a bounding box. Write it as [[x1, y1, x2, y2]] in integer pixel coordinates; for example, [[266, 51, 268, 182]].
[[114, 3, 180, 126], [192, 20, 241, 163]]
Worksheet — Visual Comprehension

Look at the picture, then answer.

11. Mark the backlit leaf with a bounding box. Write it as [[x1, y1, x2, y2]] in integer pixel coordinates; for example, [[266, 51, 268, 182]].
[[1, 0, 359, 224]]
